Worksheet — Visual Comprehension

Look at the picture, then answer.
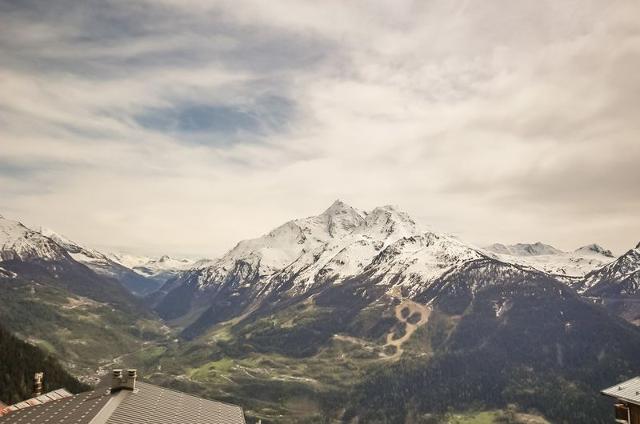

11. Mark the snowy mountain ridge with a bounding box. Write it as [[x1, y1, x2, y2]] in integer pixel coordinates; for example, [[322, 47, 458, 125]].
[[177, 202, 622, 299], [37, 228, 194, 285], [0, 216, 68, 262], [153, 199, 494, 330], [0, 214, 191, 295], [108, 252, 195, 280], [483, 241, 616, 280], [185, 200, 471, 296], [580, 243, 640, 295]]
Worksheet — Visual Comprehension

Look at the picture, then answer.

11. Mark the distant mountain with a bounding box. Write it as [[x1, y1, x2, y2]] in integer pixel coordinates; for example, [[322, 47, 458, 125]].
[[485, 242, 564, 256], [0, 215, 137, 308], [108, 252, 195, 285], [484, 242, 615, 282], [39, 228, 161, 296], [0, 323, 89, 405]]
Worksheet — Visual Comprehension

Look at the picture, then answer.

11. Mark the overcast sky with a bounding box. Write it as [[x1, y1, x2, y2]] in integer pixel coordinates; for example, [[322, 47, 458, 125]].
[[1, 0, 639, 258]]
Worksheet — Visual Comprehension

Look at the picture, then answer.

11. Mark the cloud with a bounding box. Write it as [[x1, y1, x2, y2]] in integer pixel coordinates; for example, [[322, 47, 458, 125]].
[[0, 0, 639, 257]]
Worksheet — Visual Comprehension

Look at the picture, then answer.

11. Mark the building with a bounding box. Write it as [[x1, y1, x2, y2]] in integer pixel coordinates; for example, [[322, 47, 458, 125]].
[[0, 369, 246, 424], [602, 377, 640, 424]]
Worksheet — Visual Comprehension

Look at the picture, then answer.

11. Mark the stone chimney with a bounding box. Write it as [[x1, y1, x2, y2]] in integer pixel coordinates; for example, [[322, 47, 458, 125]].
[[110, 369, 137, 392], [32, 372, 43, 397]]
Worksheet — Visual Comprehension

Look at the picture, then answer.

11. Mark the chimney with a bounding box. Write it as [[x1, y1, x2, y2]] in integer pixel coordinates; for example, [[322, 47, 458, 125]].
[[126, 369, 137, 390], [33, 372, 43, 397], [110, 369, 137, 392]]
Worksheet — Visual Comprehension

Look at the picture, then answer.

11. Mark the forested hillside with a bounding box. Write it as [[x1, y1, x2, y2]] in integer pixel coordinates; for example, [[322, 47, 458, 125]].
[[0, 324, 89, 405]]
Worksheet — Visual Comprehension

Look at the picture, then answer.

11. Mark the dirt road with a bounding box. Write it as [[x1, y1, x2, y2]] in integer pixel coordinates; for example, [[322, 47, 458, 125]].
[[381, 298, 431, 360]]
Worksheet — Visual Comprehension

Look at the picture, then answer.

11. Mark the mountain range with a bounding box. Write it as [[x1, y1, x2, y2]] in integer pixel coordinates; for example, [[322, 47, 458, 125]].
[[1, 203, 640, 423], [150, 200, 639, 337], [143, 201, 640, 422]]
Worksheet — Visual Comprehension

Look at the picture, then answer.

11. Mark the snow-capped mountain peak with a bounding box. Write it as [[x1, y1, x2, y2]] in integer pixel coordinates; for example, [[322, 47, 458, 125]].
[[176, 201, 482, 300], [362, 205, 419, 240], [154, 201, 496, 331], [574, 244, 614, 258], [579, 242, 640, 296], [0, 216, 67, 261], [319, 199, 366, 237], [322, 199, 357, 215]]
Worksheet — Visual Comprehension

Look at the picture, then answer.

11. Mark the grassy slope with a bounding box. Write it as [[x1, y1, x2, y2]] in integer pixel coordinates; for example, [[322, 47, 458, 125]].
[[0, 278, 172, 381], [0, 323, 90, 404], [118, 296, 546, 423]]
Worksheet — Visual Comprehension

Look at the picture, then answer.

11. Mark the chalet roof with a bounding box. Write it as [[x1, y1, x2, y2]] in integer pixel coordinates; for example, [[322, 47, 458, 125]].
[[0, 389, 73, 416], [602, 377, 640, 405], [0, 382, 245, 424]]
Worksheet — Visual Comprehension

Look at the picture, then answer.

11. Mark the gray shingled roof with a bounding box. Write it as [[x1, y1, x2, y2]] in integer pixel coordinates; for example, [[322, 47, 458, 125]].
[[0, 389, 111, 423], [0, 389, 74, 416], [0, 382, 245, 424], [602, 376, 640, 405]]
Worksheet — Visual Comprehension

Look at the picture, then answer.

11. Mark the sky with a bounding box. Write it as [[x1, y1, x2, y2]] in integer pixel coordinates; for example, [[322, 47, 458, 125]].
[[1, 0, 639, 258]]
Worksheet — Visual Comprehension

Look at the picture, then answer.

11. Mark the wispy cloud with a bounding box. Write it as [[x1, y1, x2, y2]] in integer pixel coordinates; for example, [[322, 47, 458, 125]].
[[0, 0, 639, 256]]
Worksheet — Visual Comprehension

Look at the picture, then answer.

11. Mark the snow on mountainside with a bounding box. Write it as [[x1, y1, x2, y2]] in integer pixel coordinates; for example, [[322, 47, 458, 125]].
[[36, 228, 163, 295], [39, 227, 113, 269], [156, 200, 491, 328], [0, 215, 145, 311], [187, 200, 445, 295], [0, 215, 68, 261], [580, 243, 640, 295], [108, 252, 195, 280], [108, 252, 153, 269], [484, 242, 615, 280], [364, 232, 485, 297], [486, 242, 564, 256], [1, 213, 192, 296]]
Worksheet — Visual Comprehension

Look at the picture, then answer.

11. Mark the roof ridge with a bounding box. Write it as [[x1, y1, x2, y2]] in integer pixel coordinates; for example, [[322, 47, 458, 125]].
[[134, 381, 244, 410]]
